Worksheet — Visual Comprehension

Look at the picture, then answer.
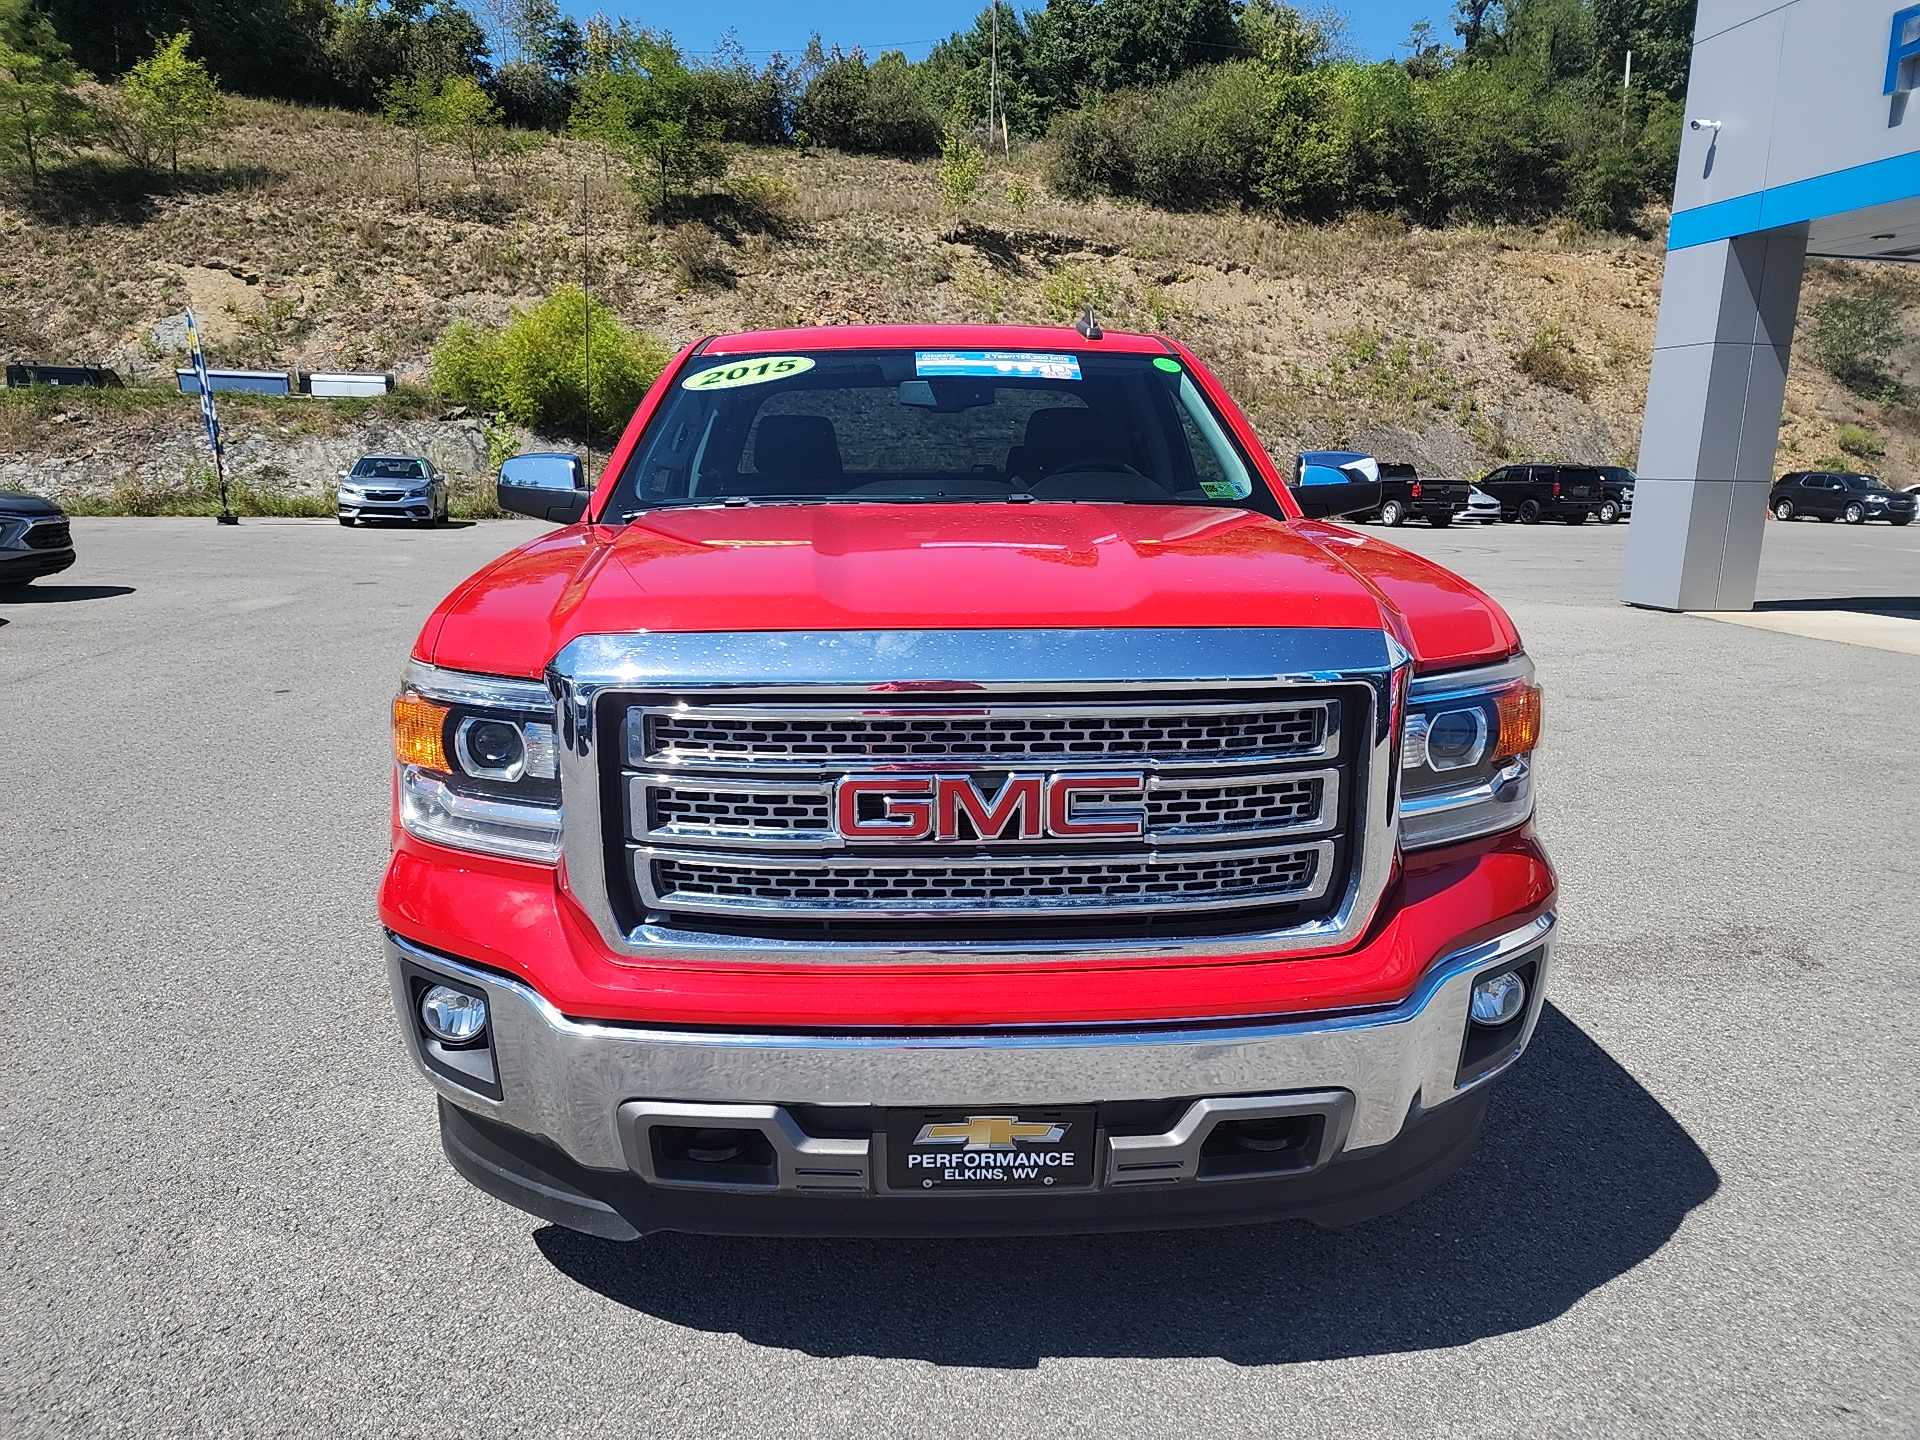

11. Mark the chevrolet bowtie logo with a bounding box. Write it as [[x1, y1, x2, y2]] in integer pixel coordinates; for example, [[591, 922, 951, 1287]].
[[914, 1115, 1069, 1148]]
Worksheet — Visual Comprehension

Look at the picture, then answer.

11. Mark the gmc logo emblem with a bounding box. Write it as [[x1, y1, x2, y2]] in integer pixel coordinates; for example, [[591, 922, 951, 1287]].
[[835, 773, 1146, 843]]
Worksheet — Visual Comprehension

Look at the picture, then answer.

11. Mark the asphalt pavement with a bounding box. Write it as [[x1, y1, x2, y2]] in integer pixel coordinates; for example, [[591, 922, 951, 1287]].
[[2, 514, 1915, 1437]]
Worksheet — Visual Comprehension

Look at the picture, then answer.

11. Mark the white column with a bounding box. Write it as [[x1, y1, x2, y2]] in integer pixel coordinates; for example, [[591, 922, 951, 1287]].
[[1620, 225, 1807, 611]]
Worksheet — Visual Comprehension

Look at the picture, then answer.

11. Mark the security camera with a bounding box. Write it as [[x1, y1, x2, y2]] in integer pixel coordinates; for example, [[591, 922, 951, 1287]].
[[1688, 118, 1722, 132]]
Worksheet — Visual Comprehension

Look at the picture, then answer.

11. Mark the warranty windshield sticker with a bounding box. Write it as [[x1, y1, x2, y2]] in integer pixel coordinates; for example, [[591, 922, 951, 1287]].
[[681, 356, 816, 391], [915, 351, 1082, 381]]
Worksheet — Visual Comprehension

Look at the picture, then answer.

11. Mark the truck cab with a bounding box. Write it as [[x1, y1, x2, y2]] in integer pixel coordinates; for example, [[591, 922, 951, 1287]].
[[381, 324, 1556, 1240]]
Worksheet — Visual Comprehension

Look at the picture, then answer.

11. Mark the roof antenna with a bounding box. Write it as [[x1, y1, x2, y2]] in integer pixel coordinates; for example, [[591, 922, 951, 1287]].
[[1073, 303, 1103, 341]]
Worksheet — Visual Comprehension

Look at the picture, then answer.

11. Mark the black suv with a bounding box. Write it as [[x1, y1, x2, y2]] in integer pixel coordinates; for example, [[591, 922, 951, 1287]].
[[1770, 471, 1916, 526], [1594, 466, 1635, 524], [0, 491, 75, 588], [1476, 464, 1601, 523], [1355, 462, 1469, 528]]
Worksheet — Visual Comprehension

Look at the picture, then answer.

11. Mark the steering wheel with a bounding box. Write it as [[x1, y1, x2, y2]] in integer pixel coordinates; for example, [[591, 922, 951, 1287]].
[[1038, 457, 1150, 482]]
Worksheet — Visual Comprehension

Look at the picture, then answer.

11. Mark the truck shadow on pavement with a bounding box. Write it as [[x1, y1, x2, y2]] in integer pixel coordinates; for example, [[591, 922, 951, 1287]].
[[535, 1004, 1718, 1366], [0, 584, 135, 604]]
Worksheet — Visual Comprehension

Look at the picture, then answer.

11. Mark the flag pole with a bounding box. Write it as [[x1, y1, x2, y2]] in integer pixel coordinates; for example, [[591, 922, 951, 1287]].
[[185, 307, 237, 525]]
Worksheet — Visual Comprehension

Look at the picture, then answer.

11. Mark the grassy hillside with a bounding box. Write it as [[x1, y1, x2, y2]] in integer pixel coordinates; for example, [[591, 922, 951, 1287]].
[[3, 97, 1917, 502]]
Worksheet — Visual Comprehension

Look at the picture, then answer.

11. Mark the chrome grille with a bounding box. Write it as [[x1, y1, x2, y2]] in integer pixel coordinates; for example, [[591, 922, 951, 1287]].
[[24, 519, 70, 550], [617, 693, 1356, 926], [647, 843, 1331, 916]]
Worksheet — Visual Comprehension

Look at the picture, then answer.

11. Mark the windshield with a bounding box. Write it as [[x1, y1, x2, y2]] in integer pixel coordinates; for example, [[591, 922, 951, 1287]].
[[1845, 473, 1890, 490], [353, 458, 427, 480], [606, 348, 1274, 517]]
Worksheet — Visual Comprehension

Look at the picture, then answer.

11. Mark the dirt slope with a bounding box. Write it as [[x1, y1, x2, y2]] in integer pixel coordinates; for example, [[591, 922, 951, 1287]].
[[3, 98, 1914, 503]]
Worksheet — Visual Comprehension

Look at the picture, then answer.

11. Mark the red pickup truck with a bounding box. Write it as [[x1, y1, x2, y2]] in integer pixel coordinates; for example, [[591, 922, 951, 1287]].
[[381, 324, 1554, 1240]]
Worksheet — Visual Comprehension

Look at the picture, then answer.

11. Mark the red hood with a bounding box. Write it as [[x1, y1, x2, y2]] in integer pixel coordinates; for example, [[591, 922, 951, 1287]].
[[417, 505, 1517, 678]]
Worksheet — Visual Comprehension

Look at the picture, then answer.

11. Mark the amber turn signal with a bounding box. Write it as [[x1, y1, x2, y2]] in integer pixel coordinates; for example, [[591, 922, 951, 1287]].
[[393, 692, 451, 770], [1491, 683, 1543, 766]]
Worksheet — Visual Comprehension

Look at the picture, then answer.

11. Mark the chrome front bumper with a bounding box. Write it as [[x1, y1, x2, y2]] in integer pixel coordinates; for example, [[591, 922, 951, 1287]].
[[387, 913, 1553, 1179], [340, 502, 433, 520]]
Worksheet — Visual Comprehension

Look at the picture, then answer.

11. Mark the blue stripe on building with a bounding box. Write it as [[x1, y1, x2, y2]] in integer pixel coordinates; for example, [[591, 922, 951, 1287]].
[[1668, 148, 1920, 249]]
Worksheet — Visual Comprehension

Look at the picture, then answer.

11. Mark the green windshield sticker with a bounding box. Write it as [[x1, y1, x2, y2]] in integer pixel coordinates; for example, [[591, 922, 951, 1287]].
[[1200, 478, 1252, 500], [1152, 356, 1183, 373], [681, 356, 816, 391]]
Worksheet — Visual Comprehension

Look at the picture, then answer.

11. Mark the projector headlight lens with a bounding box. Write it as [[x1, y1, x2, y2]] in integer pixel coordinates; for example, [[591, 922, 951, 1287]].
[[457, 717, 527, 780]]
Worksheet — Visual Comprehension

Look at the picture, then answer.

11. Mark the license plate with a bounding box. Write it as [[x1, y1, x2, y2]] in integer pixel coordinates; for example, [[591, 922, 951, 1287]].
[[887, 1107, 1096, 1193]]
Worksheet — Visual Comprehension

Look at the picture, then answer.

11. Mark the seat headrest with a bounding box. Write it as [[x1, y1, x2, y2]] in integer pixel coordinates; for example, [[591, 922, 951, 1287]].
[[753, 414, 843, 476], [1023, 407, 1114, 471]]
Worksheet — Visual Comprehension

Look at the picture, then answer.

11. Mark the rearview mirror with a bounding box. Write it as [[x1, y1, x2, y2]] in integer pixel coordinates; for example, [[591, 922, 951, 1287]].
[[498, 452, 590, 524], [1290, 462, 1382, 519]]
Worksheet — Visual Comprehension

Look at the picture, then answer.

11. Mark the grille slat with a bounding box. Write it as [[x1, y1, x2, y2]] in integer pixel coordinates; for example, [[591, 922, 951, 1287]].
[[637, 702, 1334, 768], [645, 843, 1331, 917]]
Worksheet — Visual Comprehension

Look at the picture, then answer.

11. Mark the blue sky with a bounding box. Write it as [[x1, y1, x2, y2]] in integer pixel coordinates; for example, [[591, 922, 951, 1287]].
[[565, 2, 1447, 65]]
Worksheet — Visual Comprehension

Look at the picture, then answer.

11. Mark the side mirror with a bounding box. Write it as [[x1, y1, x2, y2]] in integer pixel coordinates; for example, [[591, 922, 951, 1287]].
[[1290, 463, 1382, 519], [498, 452, 590, 524]]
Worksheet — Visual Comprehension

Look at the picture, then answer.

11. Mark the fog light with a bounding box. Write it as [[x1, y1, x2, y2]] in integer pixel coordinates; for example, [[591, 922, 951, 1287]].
[[421, 984, 487, 1044], [1470, 971, 1527, 1027]]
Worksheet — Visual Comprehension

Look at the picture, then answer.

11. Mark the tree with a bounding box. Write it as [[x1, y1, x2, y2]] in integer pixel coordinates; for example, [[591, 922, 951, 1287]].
[[117, 30, 226, 173], [1454, 0, 1505, 54], [327, 1, 492, 110], [43, 0, 336, 103], [0, 0, 89, 187], [382, 72, 438, 204], [569, 28, 725, 213], [427, 72, 500, 179], [936, 129, 986, 232]]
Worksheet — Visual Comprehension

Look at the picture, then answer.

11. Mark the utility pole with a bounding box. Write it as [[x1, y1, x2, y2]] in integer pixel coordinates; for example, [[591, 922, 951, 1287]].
[[989, 1, 998, 150], [1620, 49, 1633, 142], [582, 171, 591, 486]]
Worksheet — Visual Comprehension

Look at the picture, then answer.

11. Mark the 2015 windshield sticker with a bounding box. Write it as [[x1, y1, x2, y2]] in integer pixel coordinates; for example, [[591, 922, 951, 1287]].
[[1201, 478, 1253, 500], [681, 356, 816, 391], [915, 350, 1082, 381]]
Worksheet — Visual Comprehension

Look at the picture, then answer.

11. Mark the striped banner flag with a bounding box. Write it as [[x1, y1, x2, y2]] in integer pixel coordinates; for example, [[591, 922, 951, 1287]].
[[184, 307, 236, 521]]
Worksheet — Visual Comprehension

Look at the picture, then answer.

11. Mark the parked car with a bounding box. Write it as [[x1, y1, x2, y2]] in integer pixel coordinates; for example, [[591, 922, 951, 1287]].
[[1770, 471, 1915, 525], [386, 323, 1554, 1241], [1475, 464, 1601, 523], [1459, 486, 1502, 524], [1594, 466, 1635, 524], [1348, 461, 1469, 528], [0, 491, 75, 589], [338, 454, 449, 527]]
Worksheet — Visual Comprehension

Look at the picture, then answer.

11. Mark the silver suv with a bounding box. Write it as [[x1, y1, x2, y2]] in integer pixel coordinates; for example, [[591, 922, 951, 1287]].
[[338, 455, 448, 527], [0, 491, 75, 588]]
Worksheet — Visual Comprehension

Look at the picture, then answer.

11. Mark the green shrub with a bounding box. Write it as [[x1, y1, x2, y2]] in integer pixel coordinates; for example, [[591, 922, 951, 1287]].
[[1837, 423, 1885, 459], [431, 286, 670, 436], [937, 130, 986, 226], [1567, 144, 1644, 232], [64, 466, 333, 517], [1516, 326, 1596, 399], [727, 170, 797, 227], [1807, 292, 1903, 397]]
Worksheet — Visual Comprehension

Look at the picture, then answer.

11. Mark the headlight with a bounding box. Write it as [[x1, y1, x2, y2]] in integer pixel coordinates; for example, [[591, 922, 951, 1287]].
[[1399, 656, 1541, 849], [339, 483, 364, 498], [392, 663, 561, 862]]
